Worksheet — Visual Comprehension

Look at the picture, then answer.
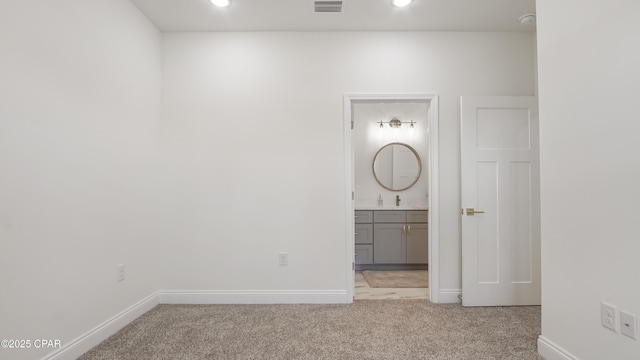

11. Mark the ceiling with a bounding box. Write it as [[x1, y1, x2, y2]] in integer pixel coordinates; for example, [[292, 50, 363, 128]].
[[130, 0, 536, 32]]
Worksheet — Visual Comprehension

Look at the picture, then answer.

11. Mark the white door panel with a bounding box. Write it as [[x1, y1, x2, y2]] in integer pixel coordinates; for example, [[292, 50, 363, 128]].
[[476, 161, 499, 284], [461, 96, 540, 307]]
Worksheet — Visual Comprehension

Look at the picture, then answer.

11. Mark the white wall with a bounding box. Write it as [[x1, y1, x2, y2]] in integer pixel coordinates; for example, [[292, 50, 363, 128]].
[[353, 102, 430, 209], [0, 1, 162, 359], [0, 18, 537, 358], [161, 31, 535, 294], [537, 1, 640, 359]]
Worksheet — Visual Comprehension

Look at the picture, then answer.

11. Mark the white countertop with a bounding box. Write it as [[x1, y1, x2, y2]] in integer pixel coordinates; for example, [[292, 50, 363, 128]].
[[355, 206, 428, 211]]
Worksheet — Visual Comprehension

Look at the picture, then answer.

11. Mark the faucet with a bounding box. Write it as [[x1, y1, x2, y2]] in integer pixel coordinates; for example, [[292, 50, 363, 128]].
[[396, 195, 401, 206]]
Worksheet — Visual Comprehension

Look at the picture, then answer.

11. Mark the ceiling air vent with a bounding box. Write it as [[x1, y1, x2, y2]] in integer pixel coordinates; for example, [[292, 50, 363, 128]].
[[314, 1, 343, 13]]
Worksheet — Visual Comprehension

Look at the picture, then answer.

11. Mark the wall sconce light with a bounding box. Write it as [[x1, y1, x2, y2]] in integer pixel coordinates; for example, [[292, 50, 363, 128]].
[[378, 118, 416, 128]]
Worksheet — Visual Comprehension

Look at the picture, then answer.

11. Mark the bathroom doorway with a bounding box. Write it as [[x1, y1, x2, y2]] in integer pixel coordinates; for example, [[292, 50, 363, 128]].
[[343, 94, 440, 302]]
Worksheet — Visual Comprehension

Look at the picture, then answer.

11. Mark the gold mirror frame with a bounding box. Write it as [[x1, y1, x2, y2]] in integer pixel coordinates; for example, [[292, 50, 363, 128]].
[[372, 142, 422, 192]]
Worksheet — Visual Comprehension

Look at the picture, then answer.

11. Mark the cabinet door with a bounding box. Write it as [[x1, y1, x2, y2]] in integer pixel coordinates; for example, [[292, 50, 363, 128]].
[[374, 211, 406, 223], [373, 224, 405, 264], [355, 245, 373, 264], [355, 211, 373, 223], [406, 223, 428, 264], [355, 224, 373, 244], [407, 210, 428, 223]]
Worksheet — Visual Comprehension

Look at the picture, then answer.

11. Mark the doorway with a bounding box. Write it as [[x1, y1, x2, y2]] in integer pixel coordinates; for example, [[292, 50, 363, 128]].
[[343, 94, 440, 302]]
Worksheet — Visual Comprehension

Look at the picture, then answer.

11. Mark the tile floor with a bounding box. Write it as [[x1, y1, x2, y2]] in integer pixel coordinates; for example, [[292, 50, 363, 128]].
[[354, 271, 429, 300]]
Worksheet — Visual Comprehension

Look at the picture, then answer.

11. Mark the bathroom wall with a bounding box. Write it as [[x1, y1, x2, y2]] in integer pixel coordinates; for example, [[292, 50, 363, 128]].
[[161, 31, 535, 296], [353, 102, 430, 209]]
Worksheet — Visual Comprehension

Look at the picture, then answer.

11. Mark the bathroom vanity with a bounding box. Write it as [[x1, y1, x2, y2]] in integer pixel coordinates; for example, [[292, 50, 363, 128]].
[[353, 140, 428, 270], [355, 209, 428, 270]]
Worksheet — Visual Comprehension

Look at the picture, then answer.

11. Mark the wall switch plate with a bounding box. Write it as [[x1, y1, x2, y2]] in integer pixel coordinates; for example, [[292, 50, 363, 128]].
[[117, 264, 125, 282], [278, 252, 288, 266], [601, 302, 617, 332], [620, 311, 637, 340]]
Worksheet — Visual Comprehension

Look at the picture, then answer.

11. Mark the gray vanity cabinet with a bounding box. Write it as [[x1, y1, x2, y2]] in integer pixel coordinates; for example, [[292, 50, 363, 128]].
[[355, 244, 373, 265], [355, 209, 428, 267], [406, 223, 428, 264], [373, 223, 406, 263], [355, 211, 374, 265], [354, 210, 373, 224]]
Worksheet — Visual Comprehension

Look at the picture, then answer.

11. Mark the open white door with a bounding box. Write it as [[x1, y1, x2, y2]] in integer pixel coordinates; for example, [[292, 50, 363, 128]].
[[461, 96, 540, 306]]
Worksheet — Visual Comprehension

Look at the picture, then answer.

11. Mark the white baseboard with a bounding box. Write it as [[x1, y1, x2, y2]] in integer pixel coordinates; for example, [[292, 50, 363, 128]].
[[438, 289, 462, 304], [537, 336, 578, 360], [42, 292, 160, 360], [158, 290, 350, 304]]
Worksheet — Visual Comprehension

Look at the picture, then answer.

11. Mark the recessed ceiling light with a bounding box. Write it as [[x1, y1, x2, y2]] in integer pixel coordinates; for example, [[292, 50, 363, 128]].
[[210, 0, 230, 7], [392, 0, 412, 7]]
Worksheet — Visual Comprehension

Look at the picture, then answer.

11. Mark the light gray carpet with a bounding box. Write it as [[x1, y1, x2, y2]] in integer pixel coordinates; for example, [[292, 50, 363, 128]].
[[79, 300, 542, 360], [362, 270, 428, 288]]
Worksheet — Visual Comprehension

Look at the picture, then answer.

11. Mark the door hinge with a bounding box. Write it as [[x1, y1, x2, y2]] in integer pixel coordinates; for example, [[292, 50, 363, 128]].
[[352, 262, 355, 271], [351, 120, 354, 130], [352, 191, 354, 200]]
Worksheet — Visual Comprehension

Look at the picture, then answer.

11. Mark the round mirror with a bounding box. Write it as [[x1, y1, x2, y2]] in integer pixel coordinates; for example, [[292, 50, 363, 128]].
[[372, 142, 422, 191]]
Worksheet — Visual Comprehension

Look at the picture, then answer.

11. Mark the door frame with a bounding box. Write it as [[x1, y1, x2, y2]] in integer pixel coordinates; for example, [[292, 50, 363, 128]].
[[343, 93, 441, 302]]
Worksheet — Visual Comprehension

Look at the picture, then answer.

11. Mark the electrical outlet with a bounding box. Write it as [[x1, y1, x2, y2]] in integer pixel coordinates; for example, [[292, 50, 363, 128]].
[[601, 302, 617, 332], [620, 311, 637, 340], [117, 264, 125, 283], [278, 252, 288, 266]]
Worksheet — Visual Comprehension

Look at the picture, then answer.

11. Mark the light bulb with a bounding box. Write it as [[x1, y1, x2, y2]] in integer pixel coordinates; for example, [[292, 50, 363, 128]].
[[210, 0, 230, 7], [393, 0, 412, 7]]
